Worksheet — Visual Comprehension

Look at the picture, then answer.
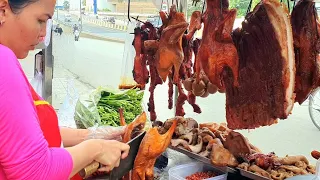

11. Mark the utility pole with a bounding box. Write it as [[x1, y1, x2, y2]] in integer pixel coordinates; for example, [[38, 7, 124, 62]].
[[80, 0, 83, 29]]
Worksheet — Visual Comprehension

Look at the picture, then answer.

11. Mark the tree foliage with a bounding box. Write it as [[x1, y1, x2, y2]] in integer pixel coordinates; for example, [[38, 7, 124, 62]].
[[63, 0, 70, 11], [186, 0, 263, 18]]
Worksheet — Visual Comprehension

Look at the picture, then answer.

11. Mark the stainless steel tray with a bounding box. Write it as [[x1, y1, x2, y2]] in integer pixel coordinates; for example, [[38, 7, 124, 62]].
[[237, 168, 270, 180], [168, 145, 237, 174]]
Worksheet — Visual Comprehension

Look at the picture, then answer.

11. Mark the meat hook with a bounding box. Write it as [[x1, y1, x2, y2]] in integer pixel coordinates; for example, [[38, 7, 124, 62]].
[[158, 0, 164, 27], [246, 0, 253, 15], [286, 0, 290, 13], [127, 0, 131, 22], [314, 4, 319, 39], [220, 0, 223, 16], [292, 0, 296, 10], [201, 0, 206, 14], [130, 16, 145, 24]]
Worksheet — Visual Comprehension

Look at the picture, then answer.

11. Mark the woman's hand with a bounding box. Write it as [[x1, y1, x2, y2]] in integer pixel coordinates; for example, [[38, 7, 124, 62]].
[[87, 125, 126, 141], [94, 140, 130, 172]]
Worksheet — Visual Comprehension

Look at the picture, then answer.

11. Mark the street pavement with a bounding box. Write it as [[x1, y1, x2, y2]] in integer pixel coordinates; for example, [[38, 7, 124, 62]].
[[54, 11, 126, 40], [20, 26, 320, 167]]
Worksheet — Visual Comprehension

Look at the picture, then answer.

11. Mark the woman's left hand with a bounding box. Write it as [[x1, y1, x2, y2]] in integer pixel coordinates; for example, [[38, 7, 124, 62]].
[[87, 125, 126, 141]]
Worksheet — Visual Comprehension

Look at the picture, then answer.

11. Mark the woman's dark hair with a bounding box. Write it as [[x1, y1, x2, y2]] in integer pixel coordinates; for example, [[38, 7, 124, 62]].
[[8, 0, 37, 13]]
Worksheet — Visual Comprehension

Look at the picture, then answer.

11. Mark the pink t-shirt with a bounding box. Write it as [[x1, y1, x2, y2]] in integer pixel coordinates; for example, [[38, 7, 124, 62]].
[[0, 44, 73, 179]]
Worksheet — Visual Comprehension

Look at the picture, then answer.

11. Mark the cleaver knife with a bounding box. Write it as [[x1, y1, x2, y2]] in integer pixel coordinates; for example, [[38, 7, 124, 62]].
[[81, 131, 146, 179]]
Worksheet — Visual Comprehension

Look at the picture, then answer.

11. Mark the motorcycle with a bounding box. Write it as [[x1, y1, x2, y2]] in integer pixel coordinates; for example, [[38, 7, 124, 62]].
[[74, 30, 80, 41]]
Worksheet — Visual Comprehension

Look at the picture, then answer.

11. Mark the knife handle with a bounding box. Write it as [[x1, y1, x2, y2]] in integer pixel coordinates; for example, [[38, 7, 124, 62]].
[[79, 161, 101, 179]]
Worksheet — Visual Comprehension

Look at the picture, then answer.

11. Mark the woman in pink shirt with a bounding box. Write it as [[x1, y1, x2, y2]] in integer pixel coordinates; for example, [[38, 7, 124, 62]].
[[0, 0, 130, 178]]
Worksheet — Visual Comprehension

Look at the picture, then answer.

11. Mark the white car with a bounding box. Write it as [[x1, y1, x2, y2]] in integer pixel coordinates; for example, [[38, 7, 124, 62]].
[[65, 14, 72, 22]]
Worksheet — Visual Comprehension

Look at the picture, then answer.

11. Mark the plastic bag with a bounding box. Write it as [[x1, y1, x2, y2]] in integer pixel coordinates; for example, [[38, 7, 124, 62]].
[[86, 124, 126, 141], [74, 86, 146, 129], [57, 79, 80, 128], [118, 20, 138, 89], [74, 86, 117, 129], [30, 71, 43, 98]]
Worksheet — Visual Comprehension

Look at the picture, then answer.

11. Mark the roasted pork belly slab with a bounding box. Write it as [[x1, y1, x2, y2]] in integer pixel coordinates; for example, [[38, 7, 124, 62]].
[[291, 0, 320, 104], [224, 0, 295, 129]]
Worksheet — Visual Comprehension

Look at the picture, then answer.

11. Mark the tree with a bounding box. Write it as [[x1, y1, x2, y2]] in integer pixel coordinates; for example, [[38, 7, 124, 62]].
[[82, 0, 86, 7], [187, 0, 204, 18], [63, 0, 70, 11]]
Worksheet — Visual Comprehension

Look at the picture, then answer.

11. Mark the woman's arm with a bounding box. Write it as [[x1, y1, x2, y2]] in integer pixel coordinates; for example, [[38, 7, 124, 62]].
[[0, 46, 127, 179], [60, 126, 126, 147], [60, 127, 89, 147]]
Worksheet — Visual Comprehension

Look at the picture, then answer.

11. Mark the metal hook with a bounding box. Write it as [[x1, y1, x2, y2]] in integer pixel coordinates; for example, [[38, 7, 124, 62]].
[[202, 0, 206, 14], [220, 0, 223, 16], [176, 0, 179, 10], [246, 0, 253, 15], [131, 16, 145, 24], [158, 0, 164, 27], [127, 0, 131, 22], [314, 3, 319, 39]]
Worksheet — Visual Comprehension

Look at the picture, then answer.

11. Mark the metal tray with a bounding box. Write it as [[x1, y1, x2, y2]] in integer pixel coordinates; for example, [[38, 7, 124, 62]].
[[237, 167, 270, 180], [168, 145, 237, 174]]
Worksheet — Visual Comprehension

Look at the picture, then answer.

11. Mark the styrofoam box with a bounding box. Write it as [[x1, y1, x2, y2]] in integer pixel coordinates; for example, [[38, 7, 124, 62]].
[[168, 162, 228, 180]]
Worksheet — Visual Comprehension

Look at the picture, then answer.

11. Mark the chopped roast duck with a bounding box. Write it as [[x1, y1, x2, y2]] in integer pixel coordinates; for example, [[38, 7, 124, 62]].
[[239, 153, 316, 179], [195, 0, 239, 92], [224, 0, 295, 129], [119, 110, 147, 180], [132, 119, 178, 180], [291, 0, 320, 104]]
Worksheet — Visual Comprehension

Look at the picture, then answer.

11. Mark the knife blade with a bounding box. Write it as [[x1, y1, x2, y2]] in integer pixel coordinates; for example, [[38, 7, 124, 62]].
[[80, 131, 146, 179]]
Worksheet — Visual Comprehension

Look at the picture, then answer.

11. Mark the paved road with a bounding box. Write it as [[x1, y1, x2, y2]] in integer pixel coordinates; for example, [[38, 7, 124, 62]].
[[54, 12, 126, 40], [50, 31, 320, 165]]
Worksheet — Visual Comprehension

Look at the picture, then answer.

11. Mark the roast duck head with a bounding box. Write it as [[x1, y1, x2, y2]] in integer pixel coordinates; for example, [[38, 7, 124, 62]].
[[120, 109, 147, 143]]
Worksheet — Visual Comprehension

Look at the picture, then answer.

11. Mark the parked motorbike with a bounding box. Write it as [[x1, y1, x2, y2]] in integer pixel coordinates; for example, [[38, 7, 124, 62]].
[[74, 30, 80, 41]]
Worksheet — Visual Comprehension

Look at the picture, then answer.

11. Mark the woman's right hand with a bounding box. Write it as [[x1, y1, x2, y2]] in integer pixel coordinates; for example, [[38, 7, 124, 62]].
[[94, 140, 130, 172]]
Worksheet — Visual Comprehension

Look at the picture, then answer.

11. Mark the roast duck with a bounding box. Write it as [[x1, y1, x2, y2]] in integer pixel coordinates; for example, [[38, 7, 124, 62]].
[[132, 5, 203, 121], [195, 0, 239, 92], [132, 119, 178, 180]]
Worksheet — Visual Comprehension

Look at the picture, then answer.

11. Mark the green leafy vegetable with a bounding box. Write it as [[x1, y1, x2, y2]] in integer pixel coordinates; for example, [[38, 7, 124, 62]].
[[97, 89, 144, 127]]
